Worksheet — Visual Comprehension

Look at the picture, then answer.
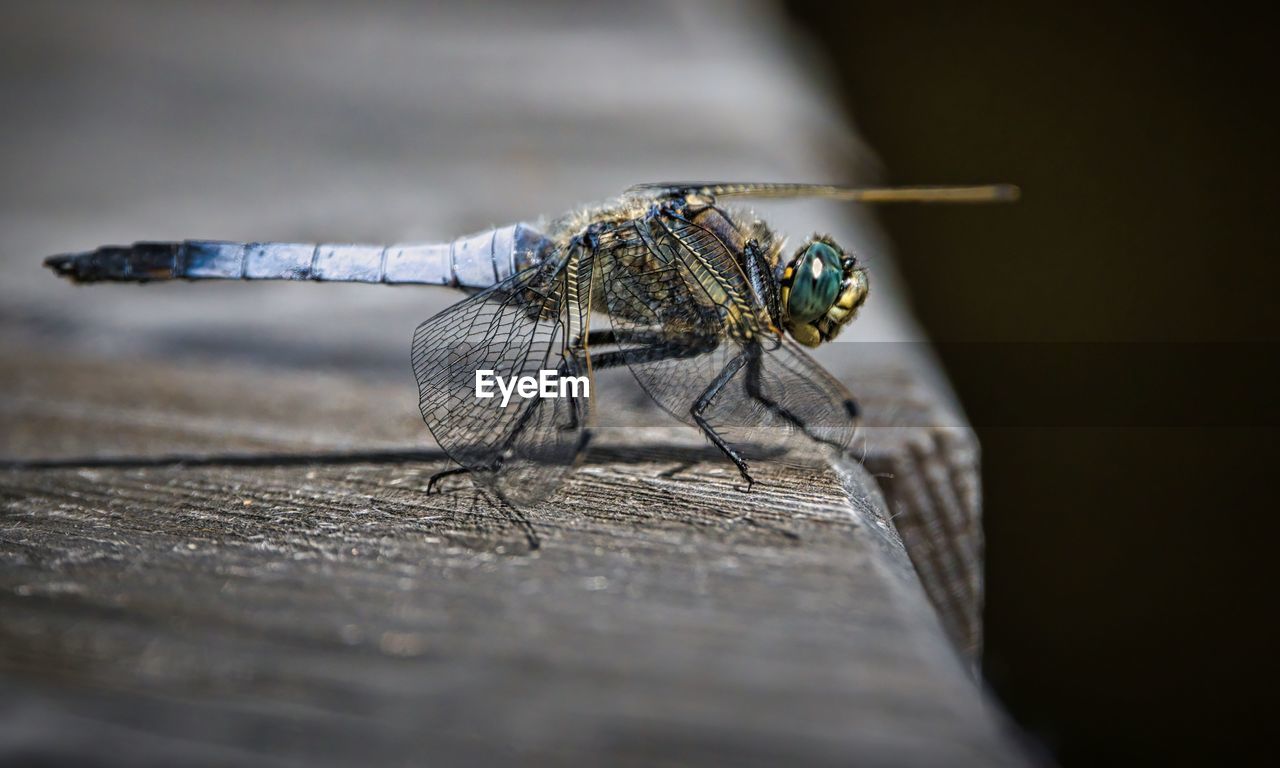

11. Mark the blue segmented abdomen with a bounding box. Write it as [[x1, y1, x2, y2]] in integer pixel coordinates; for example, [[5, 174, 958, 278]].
[[43, 223, 551, 289]]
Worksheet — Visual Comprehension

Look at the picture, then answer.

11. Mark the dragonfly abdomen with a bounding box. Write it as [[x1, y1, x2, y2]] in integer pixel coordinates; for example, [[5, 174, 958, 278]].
[[43, 223, 551, 289]]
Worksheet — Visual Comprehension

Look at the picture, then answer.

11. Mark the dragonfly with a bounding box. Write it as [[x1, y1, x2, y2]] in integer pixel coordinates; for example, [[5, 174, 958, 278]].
[[45, 181, 1016, 508]]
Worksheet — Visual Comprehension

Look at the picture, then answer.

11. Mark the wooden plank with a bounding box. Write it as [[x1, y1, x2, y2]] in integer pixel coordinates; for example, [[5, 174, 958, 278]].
[[845, 357, 986, 663], [0, 336, 1020, 765]]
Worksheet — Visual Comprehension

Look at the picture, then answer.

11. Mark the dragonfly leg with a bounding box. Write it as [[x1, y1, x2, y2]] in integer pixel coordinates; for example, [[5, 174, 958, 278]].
[[690, 351, 754, 491], [457, 335, 632, 471], [744, 347, 856, 451], [583, 332, 714, 374], [555, 330, 672, 432], [579, 328, 675, 348], [427, 465, 476, 494], [422, 467, 542, 549], [743, 240, 780, 319], [488, 348, 600, 457], [557, 328, 713, 432]]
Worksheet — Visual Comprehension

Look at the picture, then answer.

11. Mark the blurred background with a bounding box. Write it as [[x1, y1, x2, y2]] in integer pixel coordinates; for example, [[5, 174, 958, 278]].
[[785, 1, 1277, 764], [2, 1, 1275, 764]]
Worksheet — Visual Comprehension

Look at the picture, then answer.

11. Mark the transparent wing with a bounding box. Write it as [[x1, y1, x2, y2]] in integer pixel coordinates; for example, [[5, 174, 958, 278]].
[[411, 245, 593, 507], [738, 336, 860, 452], [603, 213, 857, 465], [627, 181, 1019, 203]]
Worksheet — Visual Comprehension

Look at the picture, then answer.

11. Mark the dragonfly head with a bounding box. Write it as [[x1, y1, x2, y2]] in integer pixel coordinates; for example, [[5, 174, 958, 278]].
[[778, 236, 868, 347]]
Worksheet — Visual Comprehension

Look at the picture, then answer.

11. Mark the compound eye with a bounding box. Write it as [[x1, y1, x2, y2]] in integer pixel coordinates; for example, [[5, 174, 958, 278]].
[[786, 241, 842, 324]]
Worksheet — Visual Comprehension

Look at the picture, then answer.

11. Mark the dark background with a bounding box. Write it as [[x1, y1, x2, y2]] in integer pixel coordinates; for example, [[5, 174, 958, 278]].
[[786, 1, 1277, 764]]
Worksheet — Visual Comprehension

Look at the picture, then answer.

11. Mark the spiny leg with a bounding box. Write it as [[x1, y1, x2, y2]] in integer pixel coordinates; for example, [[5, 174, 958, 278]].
[[559, 328, 711, 430], [577, 327, 678, 349], [740, 240, 854, 445], [558, 328, 666, 431], [427, 461, 536, 550], [690, 350, 754, 490], [554, 327, 692, 433], [427, 465, 473, 493], [743, 239, 780, 319]]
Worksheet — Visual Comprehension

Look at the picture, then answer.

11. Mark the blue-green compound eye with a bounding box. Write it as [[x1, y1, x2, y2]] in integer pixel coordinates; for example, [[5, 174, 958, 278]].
[[786, 242, 842, 324]]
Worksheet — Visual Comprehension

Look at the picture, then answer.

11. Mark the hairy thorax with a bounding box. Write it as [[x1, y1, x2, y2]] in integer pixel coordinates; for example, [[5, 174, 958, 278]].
[[548, 197, 782, 331]]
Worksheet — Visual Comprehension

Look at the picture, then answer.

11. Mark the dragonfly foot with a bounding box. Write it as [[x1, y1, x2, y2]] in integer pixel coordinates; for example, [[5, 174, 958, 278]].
[[427, 466, 471, 494]]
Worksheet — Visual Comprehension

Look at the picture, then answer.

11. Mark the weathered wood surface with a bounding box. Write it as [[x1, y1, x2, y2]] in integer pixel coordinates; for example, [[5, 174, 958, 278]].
[[0, 1, 1018, 764]]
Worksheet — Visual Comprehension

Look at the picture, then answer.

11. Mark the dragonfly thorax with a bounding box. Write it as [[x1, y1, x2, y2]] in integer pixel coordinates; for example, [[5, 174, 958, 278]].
[[778, 235, 868, 347]]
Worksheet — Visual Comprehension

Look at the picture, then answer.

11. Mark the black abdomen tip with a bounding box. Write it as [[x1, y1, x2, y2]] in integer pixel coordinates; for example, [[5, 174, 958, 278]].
[[44, 253, 84, 280]]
